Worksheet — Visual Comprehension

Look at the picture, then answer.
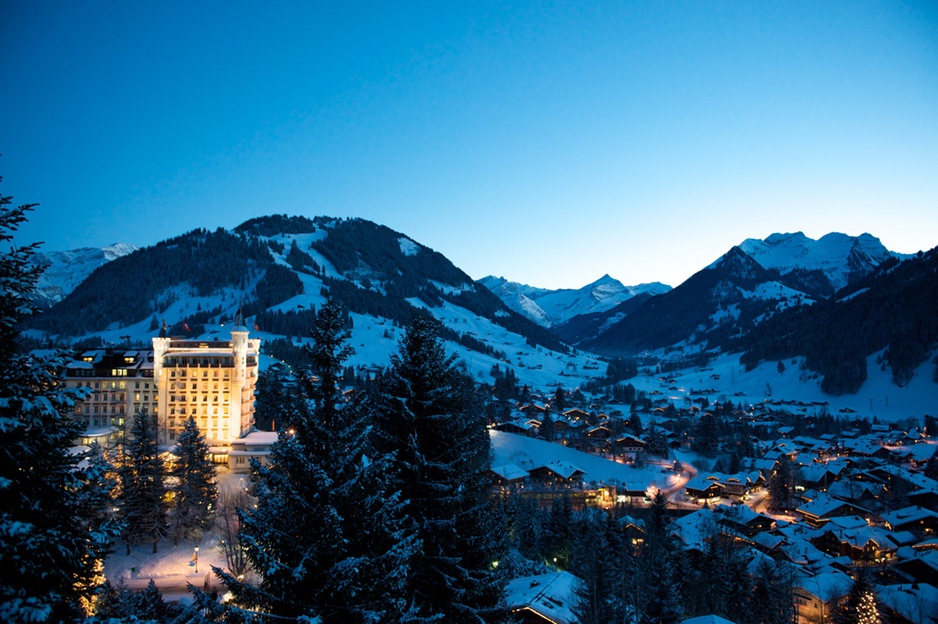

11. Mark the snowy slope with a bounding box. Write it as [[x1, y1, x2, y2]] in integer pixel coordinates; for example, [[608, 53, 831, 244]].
[[737, 232, 905, 291], [480, 274, 670, 328], [31, 243, 137, 307]]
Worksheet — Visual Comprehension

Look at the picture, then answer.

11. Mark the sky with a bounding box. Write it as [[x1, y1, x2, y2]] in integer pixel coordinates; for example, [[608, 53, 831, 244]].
[[1, 1, 937, 290]]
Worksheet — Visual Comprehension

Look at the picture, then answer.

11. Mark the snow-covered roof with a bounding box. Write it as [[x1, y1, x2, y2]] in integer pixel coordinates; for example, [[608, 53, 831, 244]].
[[795, 571, 851, 601], [504, 571, 582, 624], [882, 505, 938, 529], [490, 463, 530, 481], [875, 583, 938, 624]]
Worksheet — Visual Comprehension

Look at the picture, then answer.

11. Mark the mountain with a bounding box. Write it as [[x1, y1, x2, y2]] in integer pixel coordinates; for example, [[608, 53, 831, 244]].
[[479, 274, 670, 328], [735, 247, 938, 395], [30, 243, 137, 308], [25, 216, 611, 389], [578, 246, 808, 356], [736, 232, 908, 295], [570, 232, 915, 359]]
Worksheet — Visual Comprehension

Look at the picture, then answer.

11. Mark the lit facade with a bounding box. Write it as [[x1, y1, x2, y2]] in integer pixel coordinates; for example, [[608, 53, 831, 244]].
[[64, 349, 158, 448], [152, 327, 259, 446], [65, 327, 260, 452]]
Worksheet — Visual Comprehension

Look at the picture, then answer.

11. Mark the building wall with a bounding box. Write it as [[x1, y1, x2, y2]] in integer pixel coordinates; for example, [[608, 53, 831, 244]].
[[64, 350, 159, 447], [153, 329, 259, 446], [65, 329, 259, 450]]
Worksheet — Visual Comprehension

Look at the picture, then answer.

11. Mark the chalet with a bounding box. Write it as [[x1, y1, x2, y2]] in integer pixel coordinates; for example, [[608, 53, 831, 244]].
[[505, 571, 582, 624], [809, 516, 897, 564], [528, 461, 585, 486], [489, 463, 530, 488], [563, 408, 591, 422], [586, 425, 613, 440], [825, 479, 883, 506], [494, 420, 537, 436], [792, 571, 852, 624], [799, 462, 846, 490], [882, 506, 938, 538], [228, 430, 278, 473], [717, 505, 776, 537], [684, 476, 723, 503], [875, 583, 938, 624], [797, 495, 872, 528], [893, 549, 938, 586], [614, 435, 647, 454]]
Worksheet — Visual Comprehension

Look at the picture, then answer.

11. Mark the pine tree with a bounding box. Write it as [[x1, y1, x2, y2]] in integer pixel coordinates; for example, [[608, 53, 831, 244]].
[[373, 312, 505, 622], [0, 195, 121, 622], [119, 408, 168, 554], [169, 416, 217, 545], [216, 301, 418, 623]]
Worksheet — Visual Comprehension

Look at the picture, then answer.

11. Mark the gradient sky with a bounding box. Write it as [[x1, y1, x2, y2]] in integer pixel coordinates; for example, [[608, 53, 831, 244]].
[[2, 1, 936, 289]]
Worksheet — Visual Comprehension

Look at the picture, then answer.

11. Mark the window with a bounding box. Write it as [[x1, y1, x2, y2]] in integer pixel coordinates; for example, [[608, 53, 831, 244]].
[[135, 381, 140, 389]]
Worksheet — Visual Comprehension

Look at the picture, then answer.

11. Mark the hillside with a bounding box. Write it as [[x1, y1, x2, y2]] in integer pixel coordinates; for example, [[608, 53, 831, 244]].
[[25, 215, 605, 389], [733, 247, 938, 395]]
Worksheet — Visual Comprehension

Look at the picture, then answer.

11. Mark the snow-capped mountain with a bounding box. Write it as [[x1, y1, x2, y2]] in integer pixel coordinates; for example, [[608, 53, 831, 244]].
[[479, 274, 670, 328], [736, 232, 908, 294], [30, 243, 138, 308], [573, 232, 916, 360]]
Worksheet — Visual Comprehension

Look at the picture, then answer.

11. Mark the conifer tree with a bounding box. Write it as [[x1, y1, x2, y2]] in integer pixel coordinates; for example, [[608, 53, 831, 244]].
[[214, 300, 418, 623], [169, 416, 217, 545], [0, 194, 120, 622], [119, 408, 168, 554], [374, 312, 505, 622]]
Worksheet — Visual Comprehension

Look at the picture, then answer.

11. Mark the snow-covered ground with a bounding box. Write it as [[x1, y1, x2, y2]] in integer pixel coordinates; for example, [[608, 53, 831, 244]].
[[626, 350, 936, 424], [103, 469, 250, 602]]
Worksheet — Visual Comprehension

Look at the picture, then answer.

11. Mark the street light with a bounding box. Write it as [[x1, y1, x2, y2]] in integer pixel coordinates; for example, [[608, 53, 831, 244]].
[[194, 547, 199, 573]]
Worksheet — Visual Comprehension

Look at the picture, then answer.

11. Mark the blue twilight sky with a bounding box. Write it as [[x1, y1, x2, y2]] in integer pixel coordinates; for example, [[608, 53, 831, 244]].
[[1, 1, 937, 290]]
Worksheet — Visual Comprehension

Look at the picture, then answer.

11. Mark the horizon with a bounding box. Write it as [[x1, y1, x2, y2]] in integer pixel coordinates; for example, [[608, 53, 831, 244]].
[[2, 1, 937, 289]]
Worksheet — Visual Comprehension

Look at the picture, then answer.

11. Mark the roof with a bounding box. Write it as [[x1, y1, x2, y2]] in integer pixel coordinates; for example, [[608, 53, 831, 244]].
[[795, 571, 852, 601], [875, 583, 938, 624], [505, 572, 582, 624], [490, 463, 530, 481], [882, 506, 938, 529]]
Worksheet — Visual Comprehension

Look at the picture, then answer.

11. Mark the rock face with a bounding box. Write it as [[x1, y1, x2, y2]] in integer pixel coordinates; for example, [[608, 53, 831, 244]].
[[31, 243, 138, 308]]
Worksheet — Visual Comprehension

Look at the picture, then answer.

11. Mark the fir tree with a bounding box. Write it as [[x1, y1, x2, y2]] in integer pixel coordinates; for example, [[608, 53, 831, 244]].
[[215, 300, 418, 623], [119, 408, 168, 554], [169, 416, 217, 545], [374, 312, 506, 622], [0, 195, 120, 622]]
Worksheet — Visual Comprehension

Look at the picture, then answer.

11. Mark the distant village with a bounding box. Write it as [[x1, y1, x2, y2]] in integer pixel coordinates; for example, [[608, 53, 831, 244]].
[[489, 381, 938, 624]]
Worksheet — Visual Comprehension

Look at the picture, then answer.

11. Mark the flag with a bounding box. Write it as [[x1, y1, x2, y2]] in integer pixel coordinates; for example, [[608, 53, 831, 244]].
[[183, 320, 191, 333]]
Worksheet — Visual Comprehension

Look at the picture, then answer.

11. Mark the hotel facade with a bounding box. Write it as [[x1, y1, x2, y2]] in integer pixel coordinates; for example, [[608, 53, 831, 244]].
[[65, 326, 260, 459]]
